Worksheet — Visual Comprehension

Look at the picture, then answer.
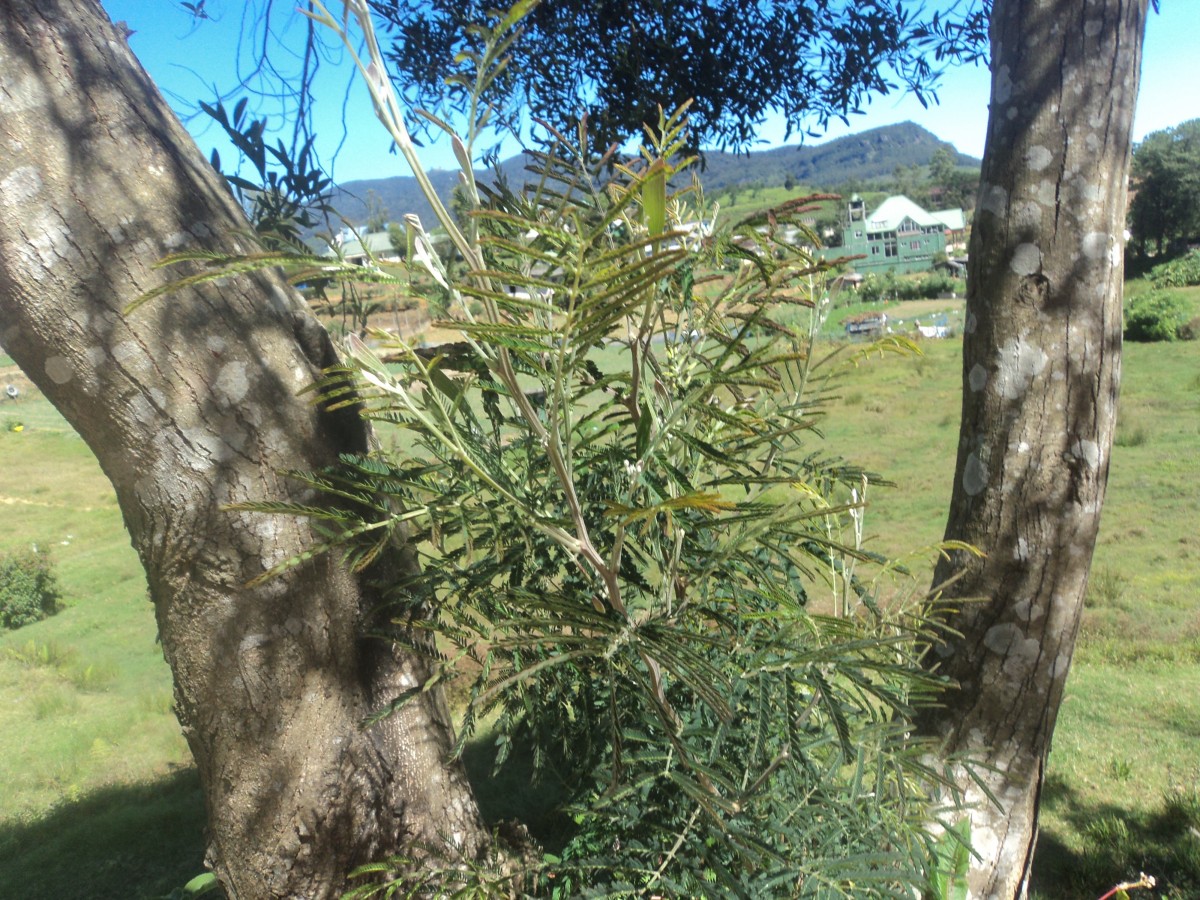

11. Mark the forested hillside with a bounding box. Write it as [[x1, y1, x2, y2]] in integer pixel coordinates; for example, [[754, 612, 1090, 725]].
[[328, 121, 979, 231]]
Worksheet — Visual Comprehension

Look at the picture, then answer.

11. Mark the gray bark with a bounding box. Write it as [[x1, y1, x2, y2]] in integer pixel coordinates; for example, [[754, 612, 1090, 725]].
[[0, 2, 487, 897], [917, 0, 1149, 896]]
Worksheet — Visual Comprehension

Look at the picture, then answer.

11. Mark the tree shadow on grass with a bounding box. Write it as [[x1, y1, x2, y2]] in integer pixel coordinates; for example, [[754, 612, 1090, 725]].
[[1029, 771, 1200, 899], [0, 734, 574, 900], [0, 766, 208, 900]]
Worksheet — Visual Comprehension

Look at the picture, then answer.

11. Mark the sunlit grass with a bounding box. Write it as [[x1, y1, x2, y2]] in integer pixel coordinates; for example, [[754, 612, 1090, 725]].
[[1, 292, 1197, 895]]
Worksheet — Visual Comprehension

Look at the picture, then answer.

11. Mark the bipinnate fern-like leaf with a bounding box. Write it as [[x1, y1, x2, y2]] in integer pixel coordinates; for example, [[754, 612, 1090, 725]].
[[147, 6, 972, 894]]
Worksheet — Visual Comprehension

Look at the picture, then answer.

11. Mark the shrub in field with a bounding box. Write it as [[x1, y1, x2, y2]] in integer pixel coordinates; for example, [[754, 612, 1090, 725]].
[[1178, 315, 1200, 342], [288, 114, 957, 892], [857, 271, 965, 304], [0, 549, 62, 630], [1148, 250, 1200, 288], [1124, 291, 1188, 342], [168, 7, 974, 895]]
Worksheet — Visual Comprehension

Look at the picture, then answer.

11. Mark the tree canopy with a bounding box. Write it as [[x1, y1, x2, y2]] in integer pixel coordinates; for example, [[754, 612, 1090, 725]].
[[368, 0, 988, 156], [1128, 118, 1200, 257]]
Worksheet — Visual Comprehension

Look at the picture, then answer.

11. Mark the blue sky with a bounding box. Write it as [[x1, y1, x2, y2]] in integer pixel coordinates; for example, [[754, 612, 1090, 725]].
[[102, 0, 1199, 184]]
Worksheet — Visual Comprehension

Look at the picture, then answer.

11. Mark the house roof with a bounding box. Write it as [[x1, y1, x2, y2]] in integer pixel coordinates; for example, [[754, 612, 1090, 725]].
[[931, 208, 966, 230], [864, 196, 945, 233], [334, 230, 399, 260]]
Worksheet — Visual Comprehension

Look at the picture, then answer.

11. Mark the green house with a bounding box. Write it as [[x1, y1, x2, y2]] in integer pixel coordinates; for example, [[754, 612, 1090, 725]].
[[841, 195, 964, 274]]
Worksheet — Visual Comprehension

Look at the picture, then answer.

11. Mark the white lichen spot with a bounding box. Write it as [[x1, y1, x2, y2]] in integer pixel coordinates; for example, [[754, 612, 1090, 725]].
[[264, 427, 291, 454], [239, 633, 270, 653], [969, 817, 1001, 868], [1076, 182, 1103, 206], [1035, 180, 1057, 206], [994, 64, 1014, 104], [1084, 18, 1103, 37], [44, 355, 73, 384], [979, 183, 1009, 218], [127, 393, 155, 426], [215, 361, 250, 404], [1012, 597, 1043, 624], [1081, 232, 1110, 262], [983, 622, 1041, 669], [183, 428, 223, 471], [112, 340, 142, 365], [1010, 243, 1042, 276], [1025, 145, 1053, 171], [293, 366, 307, 384], [1069, 438, 1101, 470], [21, 212, 79, 277], [257, 519, 288, 569], [965, 311, 978, 335], [964, 452, 988, 496], [1086, 132, 1101, 152], [206, 335, 227, 355], [0, 70, 49, 114], [1014, 201, 1042, 231], [969, 363, 988, 392], [1017, 441, 1031, 453], [163, 231, 188, 250], [1015, 536, 1030, 561], [0, 165, 43, 207], [996, 336, 1049, 400]]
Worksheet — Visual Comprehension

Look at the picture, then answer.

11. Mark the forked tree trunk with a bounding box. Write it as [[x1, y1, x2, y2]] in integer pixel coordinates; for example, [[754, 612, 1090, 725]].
[[917, 0, 1149, 896], [0, 2, 487, 897]]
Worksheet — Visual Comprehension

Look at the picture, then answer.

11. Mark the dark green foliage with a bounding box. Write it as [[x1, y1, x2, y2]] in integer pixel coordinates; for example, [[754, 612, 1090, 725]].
[[858, 271, 965, 304], [370, 0, 987, 156], [262, 94, 961, 893], [1149, 250, 1200, 289], [0, 549, 62, 630], [1129, 119, 1200, 257], [1179, 315, 1200, 342], [200, 97, 336, 251], [226, 9, 973, 893], [1124, 290, 1188, 342], [925, 146, 979, 212]]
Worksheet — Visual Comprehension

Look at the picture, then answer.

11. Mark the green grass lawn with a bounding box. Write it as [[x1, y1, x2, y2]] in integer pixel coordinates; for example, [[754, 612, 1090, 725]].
[[816, 327, 1200, 898], [0, 400, 204, 899], [1, 292, 1198, 897]]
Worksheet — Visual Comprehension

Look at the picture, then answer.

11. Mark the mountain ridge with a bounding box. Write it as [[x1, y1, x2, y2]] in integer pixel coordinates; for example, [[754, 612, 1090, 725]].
[[327, 121, 979, 232]]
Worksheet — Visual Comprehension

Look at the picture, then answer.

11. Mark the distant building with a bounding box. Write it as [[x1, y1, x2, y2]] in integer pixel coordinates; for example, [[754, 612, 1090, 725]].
[[840, 195, 965, 274], [843, 312, 888, 338], [331, 229, 403, 267]]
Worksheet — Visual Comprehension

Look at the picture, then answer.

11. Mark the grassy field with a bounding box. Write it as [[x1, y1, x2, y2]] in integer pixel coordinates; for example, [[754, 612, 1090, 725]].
[[0, 364, 205, 899], [815, 322, 1200, 897], [1, 286, 1198, 896]]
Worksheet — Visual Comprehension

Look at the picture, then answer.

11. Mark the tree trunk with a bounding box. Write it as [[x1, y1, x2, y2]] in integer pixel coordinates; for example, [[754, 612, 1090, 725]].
[[917, 1, 1148, 896], [0, 2, 487, 897]]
